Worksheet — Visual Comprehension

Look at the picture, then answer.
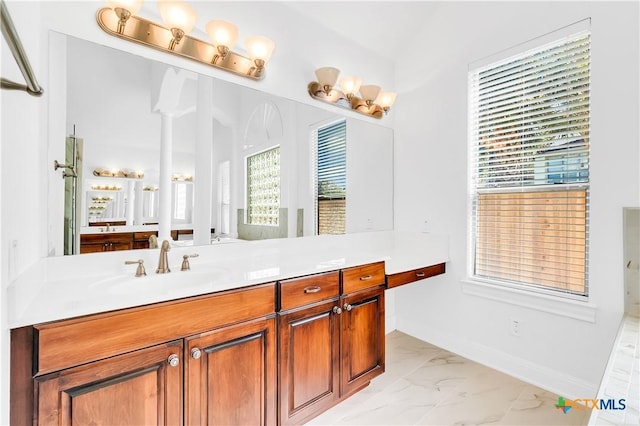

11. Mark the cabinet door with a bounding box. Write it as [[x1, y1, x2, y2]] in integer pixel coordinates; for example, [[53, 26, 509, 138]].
[[185, 316, 276, 426], [35, 340, 183, 426], [79, 242, 108, 253], [109, 240, 133, 251], [279, 299, 341, 425], [341, 286, 385, 396]]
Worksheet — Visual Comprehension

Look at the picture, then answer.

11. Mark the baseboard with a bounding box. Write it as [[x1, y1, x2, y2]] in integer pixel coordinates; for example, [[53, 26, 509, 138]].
[[396, 318, 598, 400]]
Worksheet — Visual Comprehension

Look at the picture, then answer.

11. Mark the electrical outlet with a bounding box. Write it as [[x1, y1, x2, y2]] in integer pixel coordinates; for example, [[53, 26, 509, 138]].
[[510, 318, 520, 336]]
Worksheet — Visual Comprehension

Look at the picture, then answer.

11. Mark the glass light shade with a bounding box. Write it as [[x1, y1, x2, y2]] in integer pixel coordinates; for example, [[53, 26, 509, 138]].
[[377, 91, 397, 108], [107, 0, 143, 15], [315, 67, 340, 88], [158, 0, 197, 34], [206, 20, 238, 48], [245, 36, 276, 63], [359, 85, 381, 102], [339, 76, 362, 96]]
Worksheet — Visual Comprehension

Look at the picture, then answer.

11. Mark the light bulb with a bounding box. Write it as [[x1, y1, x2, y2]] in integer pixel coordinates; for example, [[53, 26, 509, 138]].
[[206, 20, 238, 48], [245, 36, 275, 65], [359, 85, 381, 104], [315, 67, 340, 93], [339, 76, 362, 99]]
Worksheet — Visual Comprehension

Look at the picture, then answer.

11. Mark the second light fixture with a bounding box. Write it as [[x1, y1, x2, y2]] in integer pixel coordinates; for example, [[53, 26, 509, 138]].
[[308, 66, 397, 119]]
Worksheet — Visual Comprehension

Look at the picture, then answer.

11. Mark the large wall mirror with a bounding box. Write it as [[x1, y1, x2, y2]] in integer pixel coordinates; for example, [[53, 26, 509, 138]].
[[49, 33, 394, 256]]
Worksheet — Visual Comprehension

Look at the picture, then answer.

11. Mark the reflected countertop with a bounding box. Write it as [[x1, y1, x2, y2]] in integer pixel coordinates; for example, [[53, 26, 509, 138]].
[[8, 231, 449, 328]]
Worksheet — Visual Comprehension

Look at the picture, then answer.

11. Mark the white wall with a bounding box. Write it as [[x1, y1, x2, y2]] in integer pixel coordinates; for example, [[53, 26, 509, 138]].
[[393, 1, 639, 398], [345, 118, 394, 233], [1, 2, 45, 421]]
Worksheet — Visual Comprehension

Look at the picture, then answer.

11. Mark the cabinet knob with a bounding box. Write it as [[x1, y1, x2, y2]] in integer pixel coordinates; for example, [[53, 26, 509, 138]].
[[359, 275, 373, 281], [191, 347, 202, 359], [167, 354, 180, 367], [416, 272, 426, 277], [333, 306, 342, 315], [304, 286, 321, 294], [343, 303, 352, 311]]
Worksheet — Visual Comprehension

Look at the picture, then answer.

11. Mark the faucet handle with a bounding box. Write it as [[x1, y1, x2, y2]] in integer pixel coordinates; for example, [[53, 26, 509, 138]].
[[125, 259, 146, 277], [181, 253, 199, 271]]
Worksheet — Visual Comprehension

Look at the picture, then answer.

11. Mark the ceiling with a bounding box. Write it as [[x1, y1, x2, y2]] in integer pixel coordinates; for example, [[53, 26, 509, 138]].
[[280, 1, 441, 61]]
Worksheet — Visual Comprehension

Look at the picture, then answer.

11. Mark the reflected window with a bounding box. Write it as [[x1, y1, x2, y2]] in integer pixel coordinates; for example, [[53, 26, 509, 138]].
[[315, 120, 346, 235], [218, 161, 231, 235], [173, 183, 187, 220], [247, 146, 280, 226]]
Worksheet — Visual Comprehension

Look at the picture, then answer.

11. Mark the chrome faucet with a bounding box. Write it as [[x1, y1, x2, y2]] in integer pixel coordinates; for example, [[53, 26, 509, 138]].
[[156, 240, 171, 273]]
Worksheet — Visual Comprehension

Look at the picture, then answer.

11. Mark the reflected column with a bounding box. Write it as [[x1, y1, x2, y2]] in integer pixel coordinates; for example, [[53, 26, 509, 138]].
[[134, 180, 143, 225], [193, 76, 213, 245], [158, 113, 173, 241], [125, 180, 135, 226]]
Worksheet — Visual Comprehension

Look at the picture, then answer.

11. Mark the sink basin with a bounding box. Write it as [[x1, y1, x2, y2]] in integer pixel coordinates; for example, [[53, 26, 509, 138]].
[[88, 266, 229, 296]]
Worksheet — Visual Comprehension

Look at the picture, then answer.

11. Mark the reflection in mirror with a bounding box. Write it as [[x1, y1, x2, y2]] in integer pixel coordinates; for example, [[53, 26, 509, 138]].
[[52, 33, 394, 256]]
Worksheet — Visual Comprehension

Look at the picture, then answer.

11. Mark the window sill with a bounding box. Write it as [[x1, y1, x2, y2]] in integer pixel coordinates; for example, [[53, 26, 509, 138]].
[[461, 278, 597, 323]]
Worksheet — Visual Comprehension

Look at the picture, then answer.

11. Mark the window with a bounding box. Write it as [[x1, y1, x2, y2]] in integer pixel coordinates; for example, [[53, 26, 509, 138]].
[[469, 29, 590, 297], [315, 120, 346, 235], [218, 160, 231, 235], [247, 146, 280, 226], [173, 183, 187, 220]]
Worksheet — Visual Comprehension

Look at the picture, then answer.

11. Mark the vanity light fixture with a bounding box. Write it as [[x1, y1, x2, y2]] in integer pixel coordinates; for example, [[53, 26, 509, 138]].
[[93, 168, 144, 179], [172, 173, 193, 182], [91, 185, 123, 191], [91, 196, 114, 204], [308, 67, 397, 119], [97, 0, 275, 80]]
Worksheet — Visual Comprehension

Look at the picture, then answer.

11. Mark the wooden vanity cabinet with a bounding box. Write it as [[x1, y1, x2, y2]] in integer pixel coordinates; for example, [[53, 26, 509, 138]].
[[79, 232, 133, 253], [278, 271, 342, 425], [35, 340, 183, 425], [340, 285, 385, 396], [185, 316, 277, 425], [133, 230, 158, 249], [278, 263, 386, 425], [12, 283, 277, 426], [386, 262, 446, 288]]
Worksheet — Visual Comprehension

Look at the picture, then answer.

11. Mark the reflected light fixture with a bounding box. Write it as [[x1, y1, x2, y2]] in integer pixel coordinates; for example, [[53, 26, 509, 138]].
[[96, 0, 275, 80], [308, 67, 396, 119], [93, 168, 144, 179]]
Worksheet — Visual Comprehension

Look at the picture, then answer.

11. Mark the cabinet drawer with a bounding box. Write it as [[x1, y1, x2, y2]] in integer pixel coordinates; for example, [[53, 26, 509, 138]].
[[386, 263, 446, 289], [80, 232, 133, 244], [341, 261, 385, 294], [133, 231, 157, 240], [279, 272, 339, 311]]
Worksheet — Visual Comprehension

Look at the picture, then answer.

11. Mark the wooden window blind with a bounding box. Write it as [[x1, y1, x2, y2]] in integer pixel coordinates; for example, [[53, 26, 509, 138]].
[[469, 30, 590, 296], [316, 120, 346, 235]]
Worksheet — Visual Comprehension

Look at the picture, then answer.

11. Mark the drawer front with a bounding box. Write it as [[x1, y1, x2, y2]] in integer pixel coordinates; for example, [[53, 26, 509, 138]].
[[34, 283, 276, 375], [279, 272, 339, 311], [341, 261, 386, 294], [80, 232, 133, 244], [133, 231, 157, 240], [386, 263, 446, 289]]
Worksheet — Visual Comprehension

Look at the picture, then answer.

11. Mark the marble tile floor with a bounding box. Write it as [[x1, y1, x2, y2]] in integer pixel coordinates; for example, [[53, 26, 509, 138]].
[[307, 331, 590, 426]]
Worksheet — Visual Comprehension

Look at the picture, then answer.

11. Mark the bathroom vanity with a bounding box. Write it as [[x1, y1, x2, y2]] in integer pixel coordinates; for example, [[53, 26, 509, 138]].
[[8, 231, 448, 425]]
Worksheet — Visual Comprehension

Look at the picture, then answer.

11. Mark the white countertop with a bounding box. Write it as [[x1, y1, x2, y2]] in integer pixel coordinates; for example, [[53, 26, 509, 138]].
[[8, 231, 449, 328]]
